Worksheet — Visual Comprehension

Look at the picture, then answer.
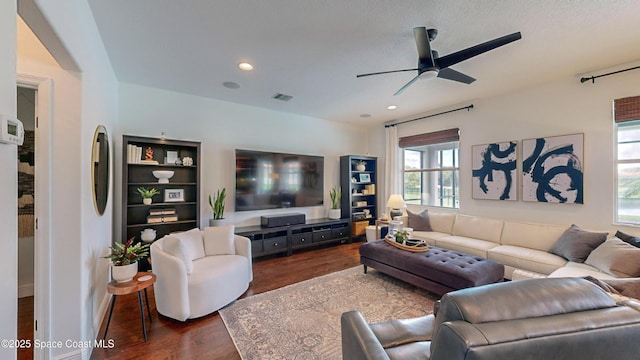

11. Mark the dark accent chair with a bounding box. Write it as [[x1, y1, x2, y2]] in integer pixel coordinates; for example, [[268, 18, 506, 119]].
[[341, 277, 640, 360]]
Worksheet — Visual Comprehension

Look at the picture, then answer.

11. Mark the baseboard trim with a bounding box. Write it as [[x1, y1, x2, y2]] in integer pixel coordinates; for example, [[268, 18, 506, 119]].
[[52, 349, 82, 360]]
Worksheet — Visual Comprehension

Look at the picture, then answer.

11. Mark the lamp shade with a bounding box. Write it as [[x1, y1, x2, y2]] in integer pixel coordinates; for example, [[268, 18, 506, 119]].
[[386, 194, 406, 210]]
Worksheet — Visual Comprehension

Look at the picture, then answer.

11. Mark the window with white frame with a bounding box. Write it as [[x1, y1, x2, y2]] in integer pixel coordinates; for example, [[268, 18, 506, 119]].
[[615, 95, 640, 224], [400, 129, 460, 209]]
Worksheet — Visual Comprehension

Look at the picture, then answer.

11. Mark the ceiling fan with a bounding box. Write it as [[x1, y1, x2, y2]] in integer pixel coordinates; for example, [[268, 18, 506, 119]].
[[357, 27, 522, 95]]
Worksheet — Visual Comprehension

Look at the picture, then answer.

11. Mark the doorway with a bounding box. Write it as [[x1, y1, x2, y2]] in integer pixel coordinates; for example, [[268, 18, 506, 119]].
[[17, 85, 36, 360]]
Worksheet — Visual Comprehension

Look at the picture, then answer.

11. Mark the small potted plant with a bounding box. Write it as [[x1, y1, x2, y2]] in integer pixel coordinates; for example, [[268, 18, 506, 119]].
[[394, 230, 410, 244], [328, 186, 341, 219], [104, 237, 150, 282], [208, 188, 227, 226], [355, 160, 366, 171], [137, 187, 160, 205]]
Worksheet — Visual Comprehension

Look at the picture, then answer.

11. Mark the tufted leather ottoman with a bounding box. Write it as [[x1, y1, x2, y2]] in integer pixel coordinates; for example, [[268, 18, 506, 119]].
[[359, 240, 504, 296]]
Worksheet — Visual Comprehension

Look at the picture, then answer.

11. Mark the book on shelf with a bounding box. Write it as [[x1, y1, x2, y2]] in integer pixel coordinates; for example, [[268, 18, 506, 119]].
[[127, 144, 144, 164], [139, 159, 159, 165], [352, 212, 366, 221], [147, 214, 179, 223], [148, 208, 176, 216]]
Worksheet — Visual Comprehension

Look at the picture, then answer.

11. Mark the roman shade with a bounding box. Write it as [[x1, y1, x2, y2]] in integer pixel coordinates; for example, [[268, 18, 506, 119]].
[[399, 128, 459, 148], [614, 96, 640, 123]]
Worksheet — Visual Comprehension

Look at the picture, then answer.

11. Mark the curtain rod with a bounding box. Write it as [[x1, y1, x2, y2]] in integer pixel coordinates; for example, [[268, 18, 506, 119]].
[[384, 104, 474, 128], [580, 65, 640, 84]]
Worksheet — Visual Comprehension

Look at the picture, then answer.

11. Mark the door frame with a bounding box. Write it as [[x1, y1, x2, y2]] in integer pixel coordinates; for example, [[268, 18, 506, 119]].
[[17, 74, 51, 360]]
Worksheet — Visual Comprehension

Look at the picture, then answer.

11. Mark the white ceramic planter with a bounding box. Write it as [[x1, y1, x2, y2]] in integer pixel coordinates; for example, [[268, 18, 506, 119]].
[[356, 164, 366, 171], [328, 208, 341, 219], [210, 218, 229, 227], [143, 198, 152, 205], [111, 262, 138, 283]]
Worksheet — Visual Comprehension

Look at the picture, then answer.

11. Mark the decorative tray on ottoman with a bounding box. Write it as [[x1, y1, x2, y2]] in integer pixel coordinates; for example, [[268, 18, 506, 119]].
[[384, 236, 429, 252]]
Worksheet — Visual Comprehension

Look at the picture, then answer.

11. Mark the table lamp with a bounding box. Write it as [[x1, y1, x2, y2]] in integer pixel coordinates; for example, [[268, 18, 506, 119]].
[[386, 194, 406, 220]]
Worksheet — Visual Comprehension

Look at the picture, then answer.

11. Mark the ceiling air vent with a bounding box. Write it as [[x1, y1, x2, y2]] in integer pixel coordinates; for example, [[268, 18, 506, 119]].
[[273, 93, 293, 101]]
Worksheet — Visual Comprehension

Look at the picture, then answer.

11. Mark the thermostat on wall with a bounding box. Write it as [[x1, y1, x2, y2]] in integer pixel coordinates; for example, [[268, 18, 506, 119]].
[[0, 115, 24, 146]]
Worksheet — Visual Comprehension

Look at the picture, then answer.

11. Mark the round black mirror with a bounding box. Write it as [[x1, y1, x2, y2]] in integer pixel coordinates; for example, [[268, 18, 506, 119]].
[[91, 125, 110, 215]]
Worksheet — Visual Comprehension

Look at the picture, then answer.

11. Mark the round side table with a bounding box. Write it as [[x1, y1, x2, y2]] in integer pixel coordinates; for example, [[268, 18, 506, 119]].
[[102, 272, 156, 342]]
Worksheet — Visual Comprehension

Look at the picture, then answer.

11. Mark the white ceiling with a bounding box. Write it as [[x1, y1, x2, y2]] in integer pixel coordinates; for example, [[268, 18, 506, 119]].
[[88, 0, 640, 125]]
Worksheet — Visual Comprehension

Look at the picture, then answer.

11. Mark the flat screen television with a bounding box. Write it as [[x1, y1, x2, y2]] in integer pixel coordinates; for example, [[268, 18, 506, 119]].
[[235, 149, 324, 211]]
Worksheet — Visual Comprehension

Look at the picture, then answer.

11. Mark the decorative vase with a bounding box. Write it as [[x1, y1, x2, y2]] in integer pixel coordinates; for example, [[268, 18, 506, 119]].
[[210, 218, 229, 227], [111, 262, 138, 283], [141, 228, 156, 242], [143, 198, 152, 205], [328, 208, 341, 219], [356, 164, 366, 171]]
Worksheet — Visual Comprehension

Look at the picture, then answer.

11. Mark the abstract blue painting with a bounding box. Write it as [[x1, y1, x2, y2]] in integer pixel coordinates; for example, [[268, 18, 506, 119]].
[[472, 141, 517, 200], [522, 133, 583, 203]]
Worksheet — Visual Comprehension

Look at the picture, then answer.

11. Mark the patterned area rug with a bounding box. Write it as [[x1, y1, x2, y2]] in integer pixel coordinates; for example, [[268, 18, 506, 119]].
[[220, 266, 437, 359]]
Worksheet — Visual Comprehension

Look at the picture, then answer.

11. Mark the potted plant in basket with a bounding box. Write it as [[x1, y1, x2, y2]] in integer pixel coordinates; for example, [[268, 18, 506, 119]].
[[137, 186, 160, 205], [104, 237, 150, 282], [208, 188, 227, 226], [328, 186, 341, 219]]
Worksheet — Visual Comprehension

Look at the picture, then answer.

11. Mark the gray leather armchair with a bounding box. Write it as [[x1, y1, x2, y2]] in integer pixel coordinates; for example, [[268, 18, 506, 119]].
[[341, 277, 640, 360]]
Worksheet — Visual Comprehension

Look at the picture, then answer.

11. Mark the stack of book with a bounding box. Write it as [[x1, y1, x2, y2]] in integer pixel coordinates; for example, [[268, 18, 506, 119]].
[[364, 184, 375, 194], [147, 208, 178, 223], [127, 145, 160, 165]]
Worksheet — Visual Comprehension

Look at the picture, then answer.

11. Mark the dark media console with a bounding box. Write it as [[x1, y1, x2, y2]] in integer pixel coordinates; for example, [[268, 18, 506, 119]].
[[235, 218, 352, 258], [260, 213, 306, 228]]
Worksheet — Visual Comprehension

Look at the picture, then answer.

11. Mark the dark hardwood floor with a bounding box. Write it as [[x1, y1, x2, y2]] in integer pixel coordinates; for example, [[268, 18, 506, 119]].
[[89, 241, 363, 359], [17, 296, 34, 360]]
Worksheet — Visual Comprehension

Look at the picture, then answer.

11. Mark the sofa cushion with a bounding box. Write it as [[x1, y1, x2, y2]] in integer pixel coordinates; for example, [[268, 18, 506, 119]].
[[411, 231, 450, 246], [204, 225, 235, 256], [500, 220, 567, 252], [434, 235, 499, 258], [163, 236, 194, 274], [451, 214, 503, 243], [488, 245, 567, 276], [550, 225, 607, 263], [548, 261, 614, 279], [427, 211, 456, 234], [585, 238, 640, 277], [407, 209, 432, 231], [172, 228, 205, 260], [615, 230, 640, 248]]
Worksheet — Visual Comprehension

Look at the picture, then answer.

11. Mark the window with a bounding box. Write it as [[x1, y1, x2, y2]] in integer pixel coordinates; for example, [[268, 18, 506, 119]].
[[400, 129, 459, 208], [615, 96, 640, 224]]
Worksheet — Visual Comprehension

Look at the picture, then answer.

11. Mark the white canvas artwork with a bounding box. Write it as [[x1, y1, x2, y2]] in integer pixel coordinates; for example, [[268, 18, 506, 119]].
[[472, 142, 518, 200], [522, 133, 584, 203]]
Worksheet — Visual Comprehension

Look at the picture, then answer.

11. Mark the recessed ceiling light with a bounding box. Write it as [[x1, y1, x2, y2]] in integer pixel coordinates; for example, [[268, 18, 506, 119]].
[[223, 81, 240, 89], [360, 114, 371, 118], [387, 105, 397, 110], [238, 62, 253, 71]]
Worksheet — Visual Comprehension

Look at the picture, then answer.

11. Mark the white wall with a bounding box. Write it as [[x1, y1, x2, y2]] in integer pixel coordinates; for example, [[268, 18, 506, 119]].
[[15, 0, 118, 358], [0, 1, 18, 359], [116, 83, 372, 228], [370, 61, 640, 234]]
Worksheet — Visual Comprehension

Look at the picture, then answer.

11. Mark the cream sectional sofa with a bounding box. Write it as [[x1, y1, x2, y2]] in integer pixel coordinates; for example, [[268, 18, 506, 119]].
[[398, 211, 619, 280]]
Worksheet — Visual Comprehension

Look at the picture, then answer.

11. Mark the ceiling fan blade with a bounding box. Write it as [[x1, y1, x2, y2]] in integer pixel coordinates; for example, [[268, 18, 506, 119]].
[[435, 32, 521, 69], [394, 74, 420, 96], [356, 68, 418, 78], [413, 27, 433, 65], [437, 68, 476, 84]]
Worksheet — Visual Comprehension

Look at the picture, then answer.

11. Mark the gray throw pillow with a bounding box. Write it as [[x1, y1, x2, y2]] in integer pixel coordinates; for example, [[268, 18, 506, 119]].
[[615, 230, 640, 248], [585, 238, 640, 277], [550, 224, 607, 263], [407, 209, 432, 231]]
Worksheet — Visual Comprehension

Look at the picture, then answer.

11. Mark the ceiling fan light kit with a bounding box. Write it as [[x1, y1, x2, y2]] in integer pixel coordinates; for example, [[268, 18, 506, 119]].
[[357, 27, 522, 95]]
